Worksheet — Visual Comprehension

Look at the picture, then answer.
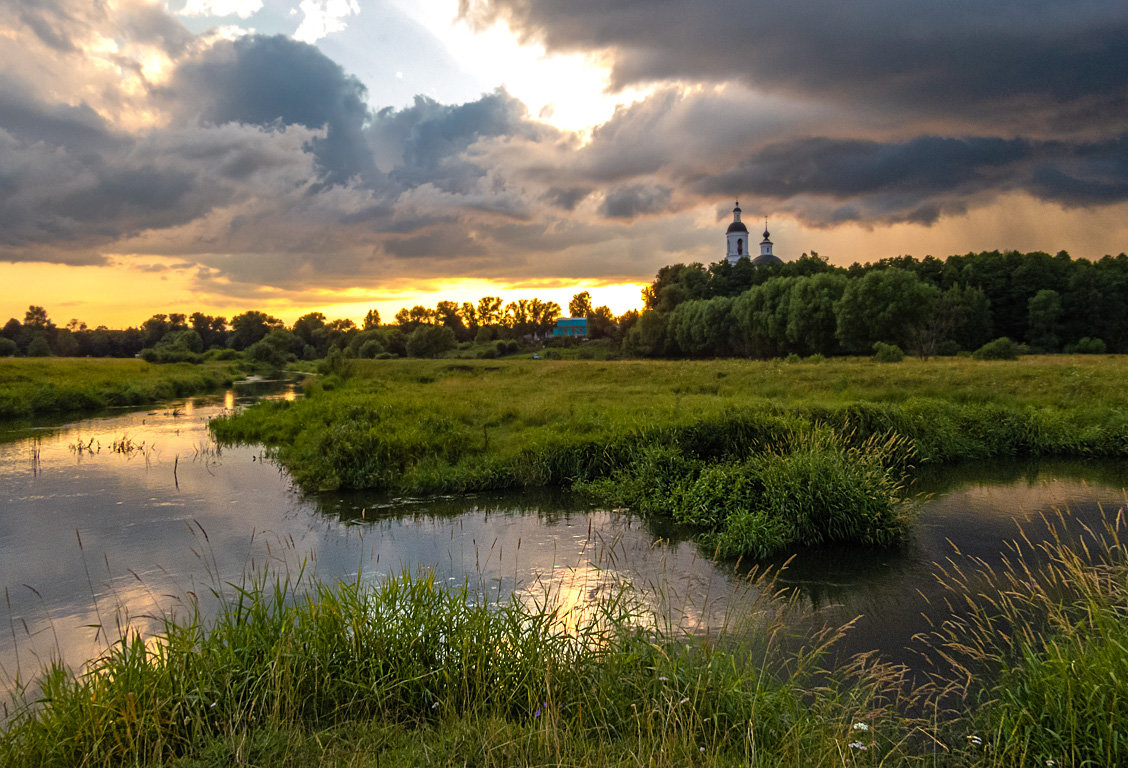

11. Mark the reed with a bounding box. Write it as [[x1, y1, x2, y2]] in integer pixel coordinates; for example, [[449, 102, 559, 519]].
[[0, 564, 920, 768], [922, 509, 1128, 767]]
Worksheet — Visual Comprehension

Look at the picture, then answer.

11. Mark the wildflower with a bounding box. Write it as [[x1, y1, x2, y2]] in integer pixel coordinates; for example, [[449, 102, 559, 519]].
[[1046, 761, 1055, 767], [848, 741, 868, 751], [658, 676, 668, 682], [852, 722, 869, 732], [680, 697, 690, 705], [431, 701, 440, 710], [967, 735, 983, 746], [699, 747, 705, 753]]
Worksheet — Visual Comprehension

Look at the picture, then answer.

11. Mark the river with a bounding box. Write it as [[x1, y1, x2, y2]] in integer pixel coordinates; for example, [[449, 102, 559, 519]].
[[1, 384, 1125, 700]]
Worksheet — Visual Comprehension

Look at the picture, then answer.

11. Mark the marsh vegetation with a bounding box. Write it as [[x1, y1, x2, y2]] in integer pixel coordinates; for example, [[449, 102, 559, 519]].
[[212, 355, 1128, 558]]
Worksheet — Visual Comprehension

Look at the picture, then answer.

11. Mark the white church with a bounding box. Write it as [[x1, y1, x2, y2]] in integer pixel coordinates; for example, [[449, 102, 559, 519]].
[[724, 202, 782, 267]]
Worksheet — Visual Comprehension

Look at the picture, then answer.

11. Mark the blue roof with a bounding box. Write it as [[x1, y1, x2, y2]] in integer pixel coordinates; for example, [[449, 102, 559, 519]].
[[556, 317, 587, 327]]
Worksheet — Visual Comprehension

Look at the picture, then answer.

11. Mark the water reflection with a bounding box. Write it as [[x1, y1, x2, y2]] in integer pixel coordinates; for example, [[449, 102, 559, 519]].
[[1, 390, 1126, 701]]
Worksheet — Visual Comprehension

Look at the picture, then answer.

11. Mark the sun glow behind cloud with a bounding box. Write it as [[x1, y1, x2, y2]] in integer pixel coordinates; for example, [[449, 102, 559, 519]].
[[385, 0, 653, 132]]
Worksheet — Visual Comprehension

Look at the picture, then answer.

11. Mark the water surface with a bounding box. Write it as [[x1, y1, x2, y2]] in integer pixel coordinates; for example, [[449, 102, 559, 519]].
[[1, 390, 1124, 698]]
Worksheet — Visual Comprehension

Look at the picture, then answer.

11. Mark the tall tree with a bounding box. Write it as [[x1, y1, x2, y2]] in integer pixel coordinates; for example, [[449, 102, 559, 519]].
[[569, 291, 593, 318]]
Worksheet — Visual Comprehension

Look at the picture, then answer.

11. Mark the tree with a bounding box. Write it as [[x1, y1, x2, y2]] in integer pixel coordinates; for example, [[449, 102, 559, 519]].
[[229, 310, 284, 350], [588, 306, 616, 339], [405, 325, 456, 358], [569, 291, 593, 318], [363, 309, 381, 329], [24, 306, 50, 330], [394, 306, 435, 331], [476, 297, 504, 327], [1027, 289, 1063, 351], [785, 273, 847, 356], [835, 269, 938, 354], [26, 334, 52, 357], [141, 314, 171, 347], [292, 312, 327, 349]]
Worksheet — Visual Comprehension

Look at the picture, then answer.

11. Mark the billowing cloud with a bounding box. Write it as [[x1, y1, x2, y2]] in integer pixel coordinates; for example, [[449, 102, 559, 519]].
[[461, 0, 1128, 135], [3, 0, 1128, 312]]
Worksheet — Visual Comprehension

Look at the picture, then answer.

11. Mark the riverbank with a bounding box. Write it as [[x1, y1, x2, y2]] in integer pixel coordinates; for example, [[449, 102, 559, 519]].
[[210, 356, 1128, 558], [3, 513, 1124, 768], [0, 359, 245, 419]]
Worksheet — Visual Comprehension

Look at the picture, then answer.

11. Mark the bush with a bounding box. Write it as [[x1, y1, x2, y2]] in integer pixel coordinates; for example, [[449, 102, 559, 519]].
[[784, 353, 801, 363], [26, 334, 52, 357], [1066, 337, 1107, 354], [973, 336, 1021, 360], [872, 342, 904, 362], [0, 337, 18, 356], [935, 339, 961, 356], [406, 326, 457, 358]]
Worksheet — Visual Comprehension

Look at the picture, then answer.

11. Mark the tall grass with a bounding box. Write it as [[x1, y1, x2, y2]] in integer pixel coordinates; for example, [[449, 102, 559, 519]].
[[924, 509, 1128, 767], [0, 564, 921, 768], [3, 506, 1126, 766], [0, 359, 242, 419]]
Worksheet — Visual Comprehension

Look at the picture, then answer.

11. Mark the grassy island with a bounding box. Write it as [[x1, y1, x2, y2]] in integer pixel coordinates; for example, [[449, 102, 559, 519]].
[[0, 359, 243, 420], [210, 355, 1128, 559]]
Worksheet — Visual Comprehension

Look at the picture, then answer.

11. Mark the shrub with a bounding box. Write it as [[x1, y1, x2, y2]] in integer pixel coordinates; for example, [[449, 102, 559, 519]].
[[406, 326, 456, 358], [1067, 337, 1107, 354], [972, 336, 1021, 360], [935, 339, 961, 356], [26, 334, 52, 357], [872, 342, 904, 362], [784, 353, 801, 363], [0, 337, 19, 356]]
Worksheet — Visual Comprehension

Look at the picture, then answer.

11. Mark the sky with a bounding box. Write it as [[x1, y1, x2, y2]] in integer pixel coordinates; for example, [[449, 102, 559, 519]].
[[2, 0, 1127, 327]]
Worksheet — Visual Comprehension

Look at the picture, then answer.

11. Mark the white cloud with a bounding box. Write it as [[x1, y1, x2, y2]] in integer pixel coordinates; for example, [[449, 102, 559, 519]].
[[293, 0, 360, 44], [178, 0, 264, 19]]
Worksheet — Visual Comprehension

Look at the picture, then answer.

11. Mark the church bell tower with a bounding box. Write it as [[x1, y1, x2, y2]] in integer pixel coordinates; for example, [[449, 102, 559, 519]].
[[725, 202, 749, 265]]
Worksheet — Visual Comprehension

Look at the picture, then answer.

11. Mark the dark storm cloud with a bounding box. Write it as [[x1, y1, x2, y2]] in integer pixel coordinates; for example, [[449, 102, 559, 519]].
[[168, 34, 378, 186], [368, 90, 549, 194], [700, 136, 1031, 199], [598, 183, 673, 218], [463, 0, 1128, 133], [688, 132, 1128, 224]]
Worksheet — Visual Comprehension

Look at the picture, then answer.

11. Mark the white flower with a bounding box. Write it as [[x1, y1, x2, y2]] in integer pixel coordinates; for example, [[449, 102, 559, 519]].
[[848, 741, 868, 751], [658, 676, 668, 682], [853, 722, 870, 732], [967, 735, 983, 746], [680, 697, 690, 705]]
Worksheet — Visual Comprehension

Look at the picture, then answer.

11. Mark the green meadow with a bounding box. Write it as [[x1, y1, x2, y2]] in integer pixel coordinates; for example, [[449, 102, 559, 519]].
[[5, 355, 1128, 767], [0, 359, 243, 419]]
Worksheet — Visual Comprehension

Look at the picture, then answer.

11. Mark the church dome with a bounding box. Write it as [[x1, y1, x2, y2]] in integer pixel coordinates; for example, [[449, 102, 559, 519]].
[[726, 220, 749, 234]]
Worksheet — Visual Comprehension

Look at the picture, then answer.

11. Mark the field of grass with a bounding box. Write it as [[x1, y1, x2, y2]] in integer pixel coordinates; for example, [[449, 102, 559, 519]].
[[211, 355, 1128, 558], [0, 359, 244, 419], [3, 511, 1124, 768]]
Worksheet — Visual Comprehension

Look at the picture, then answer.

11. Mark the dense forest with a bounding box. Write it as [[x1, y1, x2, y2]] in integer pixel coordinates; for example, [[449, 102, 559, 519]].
[[4, 249, 1127, 362], [623, 249, 1128, 358]]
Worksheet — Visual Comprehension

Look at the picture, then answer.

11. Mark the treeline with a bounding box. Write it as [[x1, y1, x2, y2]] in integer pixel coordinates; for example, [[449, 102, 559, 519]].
[[0, 292, 627, 363], [625, 250, 1128, 358]]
